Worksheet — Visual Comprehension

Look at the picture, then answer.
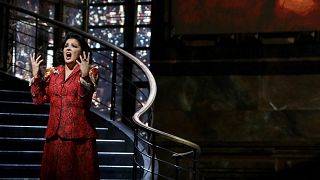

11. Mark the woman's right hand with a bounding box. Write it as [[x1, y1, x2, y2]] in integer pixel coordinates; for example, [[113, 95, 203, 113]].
[[30, 53, 43, 78]]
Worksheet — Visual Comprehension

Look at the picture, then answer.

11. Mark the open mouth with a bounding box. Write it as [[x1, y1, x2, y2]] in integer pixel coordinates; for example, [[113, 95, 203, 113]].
[[66, 52, 72, 60]]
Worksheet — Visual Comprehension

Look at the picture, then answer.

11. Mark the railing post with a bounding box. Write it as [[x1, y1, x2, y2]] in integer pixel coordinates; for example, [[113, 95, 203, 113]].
[[82, 0, 89, 32], [151, 134, 156, 180], [122, 0, 136, 126], [0, 3, 9, 71], [175, 156, 180, 180], [35, 17, 38, 56], [132, 128, 138, 180], [110, 51, 117, 121], [193, 150, 197, 180]]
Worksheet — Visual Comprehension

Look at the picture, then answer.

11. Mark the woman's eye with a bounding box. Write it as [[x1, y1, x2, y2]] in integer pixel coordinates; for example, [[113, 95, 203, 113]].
[[72, 44, 79, 48]]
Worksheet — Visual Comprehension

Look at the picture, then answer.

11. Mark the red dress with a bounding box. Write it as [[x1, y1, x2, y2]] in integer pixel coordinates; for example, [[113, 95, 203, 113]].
[[31, 65, 100, 180]]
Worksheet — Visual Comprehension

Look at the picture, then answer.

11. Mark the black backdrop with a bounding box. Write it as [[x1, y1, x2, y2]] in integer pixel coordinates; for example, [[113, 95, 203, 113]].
[[172, 0, 320, 34]]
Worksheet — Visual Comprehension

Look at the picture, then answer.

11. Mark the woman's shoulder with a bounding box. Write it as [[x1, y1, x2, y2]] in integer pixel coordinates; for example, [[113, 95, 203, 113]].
[[44, 66, 61, 79], [89, 65, 98, 76], [89, 65, 99, 88]]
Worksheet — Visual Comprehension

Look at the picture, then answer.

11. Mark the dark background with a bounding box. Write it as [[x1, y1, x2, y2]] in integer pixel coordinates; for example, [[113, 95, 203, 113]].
[[172, 0, 320, 34], [151, 1, 320, 178]]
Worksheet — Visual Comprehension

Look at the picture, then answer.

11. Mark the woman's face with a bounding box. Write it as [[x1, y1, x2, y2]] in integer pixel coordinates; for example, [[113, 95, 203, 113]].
[[63, 38, 82, 65]]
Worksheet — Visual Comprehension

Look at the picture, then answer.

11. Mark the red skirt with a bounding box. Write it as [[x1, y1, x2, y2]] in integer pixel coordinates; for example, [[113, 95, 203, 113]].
[[40, 136, 100, 180]]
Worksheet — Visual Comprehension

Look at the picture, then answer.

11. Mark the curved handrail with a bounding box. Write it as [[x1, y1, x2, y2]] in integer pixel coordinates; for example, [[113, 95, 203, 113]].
[[0, 0, 200, 156]]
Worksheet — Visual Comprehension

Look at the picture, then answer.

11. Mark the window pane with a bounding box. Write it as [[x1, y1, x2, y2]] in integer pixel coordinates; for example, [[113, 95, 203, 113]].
[[136, 27, 151, 47], [136, 50, 150, 66], [137, 4, 151, 25], [48, 4, 55, 19], [137, 0, 151, 2], [132, 50, 150, 81], [17, 0, 39, 13], [90, 0, 124, 3], [64, 6, 83, 27], [89, 5, 125, 26], [89, 28, 124, 47], [63, 0, 83, 5]]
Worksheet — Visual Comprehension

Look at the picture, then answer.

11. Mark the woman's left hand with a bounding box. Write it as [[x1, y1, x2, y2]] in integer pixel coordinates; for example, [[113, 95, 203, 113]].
[[77, 51, 90, 77]]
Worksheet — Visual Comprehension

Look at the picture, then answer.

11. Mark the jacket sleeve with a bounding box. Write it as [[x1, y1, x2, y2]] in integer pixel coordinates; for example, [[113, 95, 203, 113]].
[[79, 66, 99, 97], [30, 68, 52, 105]]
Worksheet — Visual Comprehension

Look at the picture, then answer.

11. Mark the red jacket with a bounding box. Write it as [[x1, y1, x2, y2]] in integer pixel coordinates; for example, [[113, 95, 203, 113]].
[[31, 65, 99, 139]]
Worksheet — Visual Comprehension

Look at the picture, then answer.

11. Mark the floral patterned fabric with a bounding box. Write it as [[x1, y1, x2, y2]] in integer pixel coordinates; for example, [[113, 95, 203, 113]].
[[31, 65, 100, 179], [40, 136, 100, 180]]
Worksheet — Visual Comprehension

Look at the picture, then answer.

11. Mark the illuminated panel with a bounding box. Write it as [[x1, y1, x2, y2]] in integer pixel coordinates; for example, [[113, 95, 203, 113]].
[[278, 0, 315, 15], [136, 27, 151, 47], [137, 0, 151, 2], [137, 4, 151, 25], [136, 50, 150, 67], [90, 0, 124, 3], [89, 27, 124, 47], [18, 0, 39, 13], [132, 50, 150, 82], [64, 6, 83, 27], [89, 5, 125, 26]]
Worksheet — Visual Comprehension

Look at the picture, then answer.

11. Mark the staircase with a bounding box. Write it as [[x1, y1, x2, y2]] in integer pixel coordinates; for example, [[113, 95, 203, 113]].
[[0, 2, 201, 179], [0, 71, 136, 179]]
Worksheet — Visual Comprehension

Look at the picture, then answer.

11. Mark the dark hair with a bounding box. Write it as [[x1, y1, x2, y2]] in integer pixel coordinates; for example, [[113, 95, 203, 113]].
[[55, 33, 92, 66]]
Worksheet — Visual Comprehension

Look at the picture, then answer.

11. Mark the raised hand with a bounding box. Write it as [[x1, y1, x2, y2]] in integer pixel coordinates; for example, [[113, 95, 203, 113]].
[[77, 51, 90, 78], [30, 53, 43, 78]]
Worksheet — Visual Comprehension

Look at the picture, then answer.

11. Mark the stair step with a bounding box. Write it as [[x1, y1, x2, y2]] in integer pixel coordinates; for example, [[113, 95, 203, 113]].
[[0, 113, 132, 140], [0, 164, 40, 178], [0, 151, 133, 165], [0, 138, 44, 151], [0, 164, 136, 179], [0, 125, 110, 138], [98, 152, 133, 166], [0, 101, 49, 114], [0, 90, 32, 102], [0, 179, 134, 180], [0, 138, 130, 152], [100, 166, 135, 179], [0, 151, 42, 164], [0, 126, 46, 138], [0, 113, 48, 126], [0, 113, 112, 129]]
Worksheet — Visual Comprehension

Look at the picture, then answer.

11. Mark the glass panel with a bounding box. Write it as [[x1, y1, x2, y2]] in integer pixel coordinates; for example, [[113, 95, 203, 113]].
[[8, 6, 56, 80], [135, 87, 150, 124], [132, 50, 150, 82], [136, 50, 150, 66], [90, 0, 124, 4], [48, 27, 55, 46], [136, 27, 151, 47], [137, 0, 151, 2], [63, 0, 83, 5], [137, 4, 151, 25], [90, 51, 124, 121], [63, 6, 83, 27], [48, 4, 55, 19], [17, 0, 39, 13], [90, 51, 113, 117], [89, 5, 125, 26], [12, 21, 36, 80], [89, 28, 124, 47]]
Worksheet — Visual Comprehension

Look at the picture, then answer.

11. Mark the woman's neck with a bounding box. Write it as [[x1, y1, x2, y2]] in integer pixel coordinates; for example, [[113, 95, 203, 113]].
[[64, 63, 77, 80], [65, 62, 77, 71]]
